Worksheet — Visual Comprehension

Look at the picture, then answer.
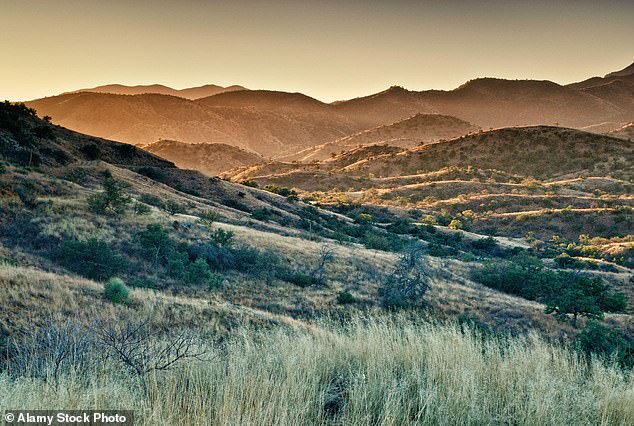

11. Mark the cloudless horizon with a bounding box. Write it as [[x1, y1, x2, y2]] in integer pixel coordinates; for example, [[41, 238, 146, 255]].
[[1, 0, 633, 103]]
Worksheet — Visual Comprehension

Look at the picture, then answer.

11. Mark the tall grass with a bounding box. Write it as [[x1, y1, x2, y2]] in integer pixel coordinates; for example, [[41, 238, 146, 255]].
[[2, 316, 633, 425]]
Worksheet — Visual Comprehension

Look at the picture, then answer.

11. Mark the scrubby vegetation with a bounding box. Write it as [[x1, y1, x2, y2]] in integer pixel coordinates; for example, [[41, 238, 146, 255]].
[[2, 316, 634, 425], [1, 102, 633, 424]]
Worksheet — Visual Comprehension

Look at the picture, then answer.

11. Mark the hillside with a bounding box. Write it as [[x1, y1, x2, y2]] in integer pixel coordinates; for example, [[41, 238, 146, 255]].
[[142, 140, 264, 175], [2, 102, 633, 425], [66, 83, 248, 99], [282, 114, 479, 162], [608, 122, 634, 140], [225, 126, 634, 242], [24, 64, 634, 160], [25, 92, 361, 156]]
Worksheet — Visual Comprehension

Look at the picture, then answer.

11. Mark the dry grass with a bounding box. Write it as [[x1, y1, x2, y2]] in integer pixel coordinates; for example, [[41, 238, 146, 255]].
[[2, 316, 633, 425]]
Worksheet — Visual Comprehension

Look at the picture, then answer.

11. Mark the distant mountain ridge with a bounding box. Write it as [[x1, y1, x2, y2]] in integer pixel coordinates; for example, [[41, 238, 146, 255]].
[[65, 83, 248, 100], [25, 61, 634, 158]]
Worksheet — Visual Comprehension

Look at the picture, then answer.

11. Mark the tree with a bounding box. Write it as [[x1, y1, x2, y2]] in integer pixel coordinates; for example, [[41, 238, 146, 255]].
[[379, 244, 432, 309], [136, 224, 174, 266], [544, 273, 627, 327], [57, 239, 126, 281], [198, 210, 219, 227], [87, 171, 131, 215]]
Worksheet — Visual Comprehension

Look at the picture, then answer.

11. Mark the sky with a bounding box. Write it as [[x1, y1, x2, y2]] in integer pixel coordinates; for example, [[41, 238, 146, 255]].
[[1, 0, 633, 102]]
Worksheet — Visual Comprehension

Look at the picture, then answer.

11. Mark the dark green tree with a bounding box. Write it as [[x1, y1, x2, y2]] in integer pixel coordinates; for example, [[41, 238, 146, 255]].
[[544, 273, 627, 327], [87, 171, 132, 215]]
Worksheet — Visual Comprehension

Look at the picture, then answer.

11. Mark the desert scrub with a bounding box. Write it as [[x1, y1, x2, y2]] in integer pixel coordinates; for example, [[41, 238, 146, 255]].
[[1, 316, 633, 425]]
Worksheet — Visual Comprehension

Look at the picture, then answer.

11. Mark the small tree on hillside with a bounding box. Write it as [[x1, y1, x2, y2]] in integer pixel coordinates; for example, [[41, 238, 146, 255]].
[[379, 243, 432, 309], [544, 273, 627, 327], [87, 171, 131, 215]]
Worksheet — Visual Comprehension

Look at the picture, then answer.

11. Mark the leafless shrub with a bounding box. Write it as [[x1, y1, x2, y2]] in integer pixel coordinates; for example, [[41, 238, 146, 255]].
[[9, 319, 96, 382], [93, 319, 206, 385], [379, 243, 433, 309]]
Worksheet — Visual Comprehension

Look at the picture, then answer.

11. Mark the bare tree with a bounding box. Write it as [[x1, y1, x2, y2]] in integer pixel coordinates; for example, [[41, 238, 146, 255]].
[[312, 244, 334, 284], [93, 319, 205, 385], [379, 243, 432, 309]]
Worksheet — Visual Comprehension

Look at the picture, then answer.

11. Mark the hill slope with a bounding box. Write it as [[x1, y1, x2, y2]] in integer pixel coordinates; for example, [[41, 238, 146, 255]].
[[25, 92, 361, 156], [142, 140, 264, 175], [283, 114, 479, 162]]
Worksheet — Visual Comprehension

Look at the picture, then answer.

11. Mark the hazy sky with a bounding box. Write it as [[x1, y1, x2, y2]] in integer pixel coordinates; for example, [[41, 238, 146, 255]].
[[1, 0, 633, 102]]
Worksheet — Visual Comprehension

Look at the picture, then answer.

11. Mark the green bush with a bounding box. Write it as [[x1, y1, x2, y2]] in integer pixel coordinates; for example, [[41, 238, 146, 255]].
[[336, 290, 355, 304], [284, 272, 323, 288], [162, 200, 187, 215], [198, 210, 219, 227], [185, 258, 213, 286], [133, 202, 152, 215], [136, 224, 175, 265], [252, 208, 272, 221], [210, 229, 235, 248], [575, 322, 633, 368], [57, 239, 126, 281], [103, 278, 129, 304]]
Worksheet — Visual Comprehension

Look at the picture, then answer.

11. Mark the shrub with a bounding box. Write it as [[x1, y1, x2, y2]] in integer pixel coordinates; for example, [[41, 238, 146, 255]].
[[167, 251, 188, 279], [198, 210, 219, 227], [284, 272, 322, 288], [240, 180, 258, 188], [133, 202, 152, 215], [57, 239, 126, 281], [336, 290, 355, 305], [79, 144, 101, 160], [448, 219, 463, 230], [363, 230, 404, 252], [208, 273, 224, 290], [137, 166, 167, 181], [252, 208, 272, 221], [185, 258, 213, 286], [15, 183, 39, 208], [575, 322, 633, 368], [136, 224, 175, 266], [210, 229, 235, 248], [162, 200, 187, 215], [104, 278, 130, 304]]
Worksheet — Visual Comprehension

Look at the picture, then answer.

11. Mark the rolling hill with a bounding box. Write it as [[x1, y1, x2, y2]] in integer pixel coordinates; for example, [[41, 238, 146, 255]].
[[142, 140, 264, 175], [25, 91, 361, 156], [281, 114, 479, 162]]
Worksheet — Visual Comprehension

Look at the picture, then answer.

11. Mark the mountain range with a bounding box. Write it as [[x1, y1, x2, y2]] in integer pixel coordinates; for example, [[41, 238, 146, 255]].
[[21, 62, 634, 163], [65, 83, 248, 99]]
